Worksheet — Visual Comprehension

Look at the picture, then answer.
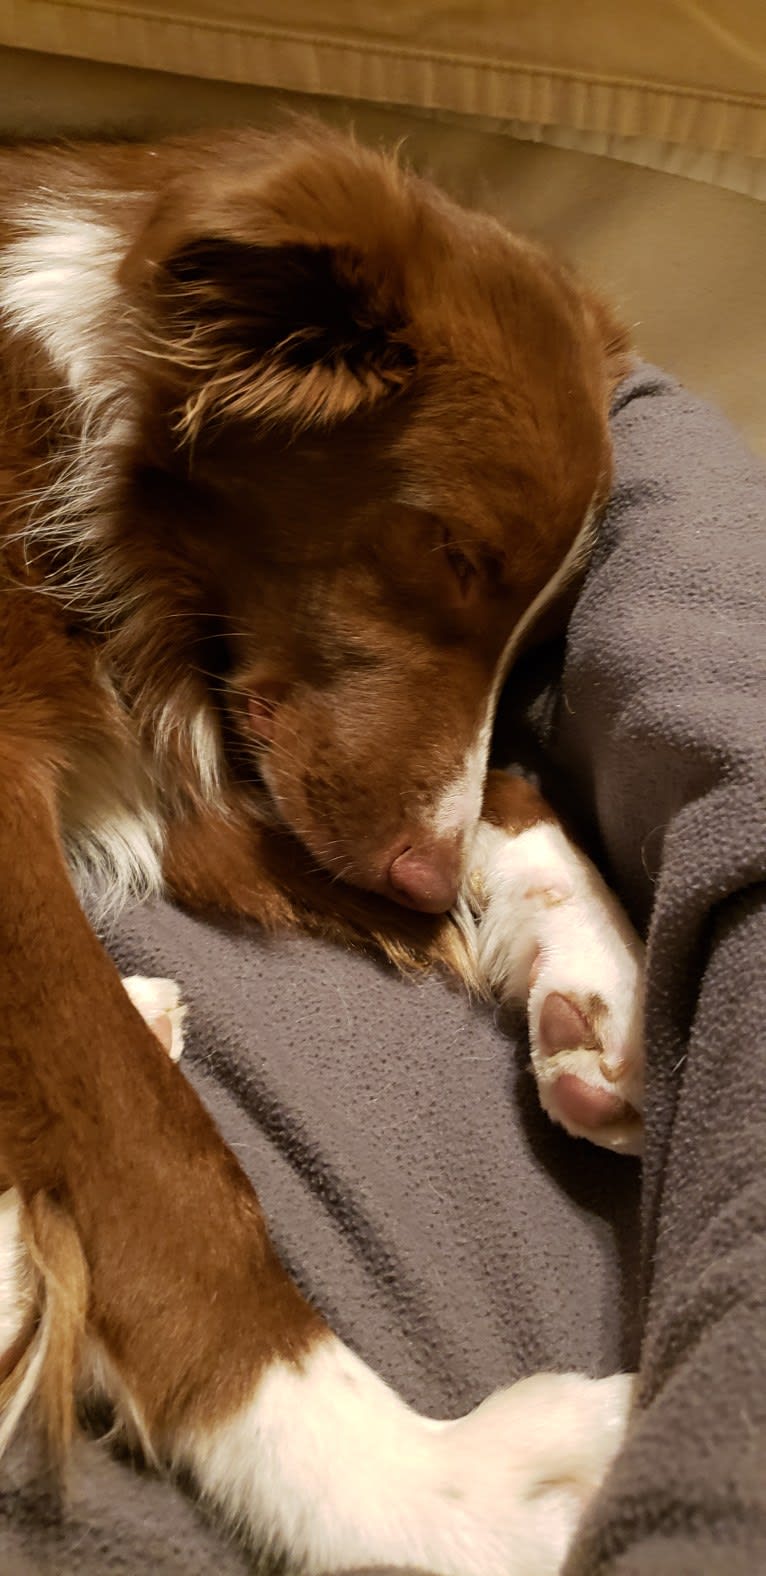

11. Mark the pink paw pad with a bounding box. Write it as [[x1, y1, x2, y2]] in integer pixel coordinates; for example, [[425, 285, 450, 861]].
[[538, 992, 591, 1056], [537, 991, 637, 1133], [550, 1073, 630, 1129]]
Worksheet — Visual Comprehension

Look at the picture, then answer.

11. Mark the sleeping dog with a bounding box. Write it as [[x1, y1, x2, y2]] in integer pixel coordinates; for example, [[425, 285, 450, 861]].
[[0, 125, 642, 1572]]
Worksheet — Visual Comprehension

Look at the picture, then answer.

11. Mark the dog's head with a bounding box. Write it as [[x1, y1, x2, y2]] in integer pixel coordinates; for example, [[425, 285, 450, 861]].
[[123, 128, 630, 911]]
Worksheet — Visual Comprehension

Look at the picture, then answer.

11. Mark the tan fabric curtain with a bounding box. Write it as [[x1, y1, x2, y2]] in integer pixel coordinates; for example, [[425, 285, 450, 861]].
[[3, 0, 764, 157]]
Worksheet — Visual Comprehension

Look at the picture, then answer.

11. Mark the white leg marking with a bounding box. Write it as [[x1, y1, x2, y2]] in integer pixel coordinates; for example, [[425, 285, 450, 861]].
[[121, 976, 187, 1061], [468, 819, 645, 1154], [179, 1334, 633, 1576]]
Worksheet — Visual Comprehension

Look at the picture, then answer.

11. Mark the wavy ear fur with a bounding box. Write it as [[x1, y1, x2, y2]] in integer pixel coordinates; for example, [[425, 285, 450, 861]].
[[121, 129, 627, 442], [148, 236, 417, 438]]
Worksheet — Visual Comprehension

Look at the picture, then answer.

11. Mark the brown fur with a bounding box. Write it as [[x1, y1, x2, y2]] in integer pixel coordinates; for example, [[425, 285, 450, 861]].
[[0, 749, 324, 1442], [0, 125, 631, 1469], [0, 124, 630, 909], [481, 771, 559, 835]]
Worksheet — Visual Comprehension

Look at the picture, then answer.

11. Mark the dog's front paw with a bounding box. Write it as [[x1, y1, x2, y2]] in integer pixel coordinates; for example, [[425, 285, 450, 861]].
[[528, 935, 643, 1156], [121, 975, 187, 1061], [471, 819, 644, 1155], [434, 1370, 634, 1572]]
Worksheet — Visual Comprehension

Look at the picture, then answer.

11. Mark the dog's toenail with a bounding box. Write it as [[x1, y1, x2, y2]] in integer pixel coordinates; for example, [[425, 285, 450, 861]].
[[599, 1053, 629, 1083]]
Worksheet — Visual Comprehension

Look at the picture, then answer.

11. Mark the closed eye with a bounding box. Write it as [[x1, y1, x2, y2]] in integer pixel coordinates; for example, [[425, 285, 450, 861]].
[[442, 532, 479, 597], [446, 545, 477, 594]]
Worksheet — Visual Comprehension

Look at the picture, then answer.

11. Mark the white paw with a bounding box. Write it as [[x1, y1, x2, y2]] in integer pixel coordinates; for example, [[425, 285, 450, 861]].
[[121, 975, 187, 1061], [182, 1333, 634, 1576], [433, 1370, 635, 1574], [469, 820, 645, 1155]]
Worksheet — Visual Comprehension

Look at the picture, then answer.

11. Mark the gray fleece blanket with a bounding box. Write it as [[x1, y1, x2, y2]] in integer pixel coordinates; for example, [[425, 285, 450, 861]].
[[1, 363, 764, 1574]]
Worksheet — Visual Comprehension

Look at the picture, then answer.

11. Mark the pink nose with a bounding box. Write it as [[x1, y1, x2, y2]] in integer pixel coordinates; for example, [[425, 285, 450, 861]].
[[388, 842, 462, 914]]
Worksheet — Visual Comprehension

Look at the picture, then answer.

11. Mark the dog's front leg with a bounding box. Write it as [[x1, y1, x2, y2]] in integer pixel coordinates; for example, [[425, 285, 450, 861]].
[[464, 771, 645, 1154], [0, 749, 633, 1574]]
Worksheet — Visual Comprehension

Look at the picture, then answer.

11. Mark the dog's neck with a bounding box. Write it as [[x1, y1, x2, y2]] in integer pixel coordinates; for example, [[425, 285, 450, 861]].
[[0, 175, 230, 811]]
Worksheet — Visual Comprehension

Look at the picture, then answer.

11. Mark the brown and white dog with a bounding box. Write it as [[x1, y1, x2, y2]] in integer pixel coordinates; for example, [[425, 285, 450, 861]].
[[0, 126, 643, 1572]]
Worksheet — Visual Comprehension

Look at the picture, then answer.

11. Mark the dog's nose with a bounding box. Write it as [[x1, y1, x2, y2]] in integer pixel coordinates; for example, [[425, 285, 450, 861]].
[[388, 841, 462, 913]]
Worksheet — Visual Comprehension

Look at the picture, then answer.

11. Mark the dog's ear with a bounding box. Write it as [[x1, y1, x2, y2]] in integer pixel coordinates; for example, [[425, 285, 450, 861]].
[[127, 228, 418, 439], [581, 288, 633, 392]]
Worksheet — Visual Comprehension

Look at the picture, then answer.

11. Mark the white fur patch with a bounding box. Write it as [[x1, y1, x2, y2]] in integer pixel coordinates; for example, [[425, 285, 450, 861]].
[[178, 1332, 633, 1575], [427, 727, 490, 842], [0, 1190, 28, 1358], [0, 1189, 49, 1461], [60, 736, 165, 923], [154, 699, 222, 804], [0, 208, 123, 397], [65, 807, 164, 922]]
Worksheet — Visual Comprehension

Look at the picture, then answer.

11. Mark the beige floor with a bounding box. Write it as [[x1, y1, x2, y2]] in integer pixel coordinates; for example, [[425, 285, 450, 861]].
[[1, 44, 764, 456]]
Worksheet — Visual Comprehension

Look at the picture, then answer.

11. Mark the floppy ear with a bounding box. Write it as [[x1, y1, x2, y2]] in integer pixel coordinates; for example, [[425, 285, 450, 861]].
[[130, 232, 418, 439]]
